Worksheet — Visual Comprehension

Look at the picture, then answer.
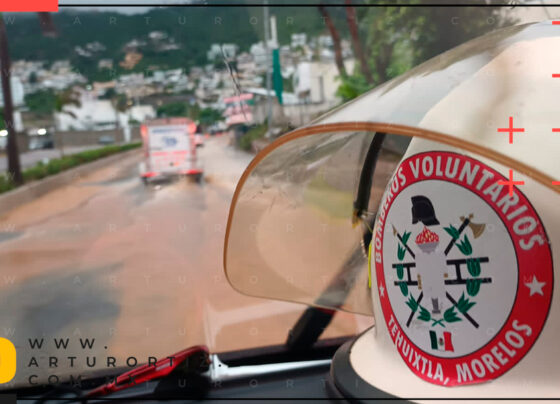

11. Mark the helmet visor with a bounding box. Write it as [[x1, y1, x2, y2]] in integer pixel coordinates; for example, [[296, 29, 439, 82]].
[[224, 123, 558, 316]]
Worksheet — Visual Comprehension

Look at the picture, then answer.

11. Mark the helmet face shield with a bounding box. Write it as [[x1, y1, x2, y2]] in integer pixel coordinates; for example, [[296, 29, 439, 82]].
[[224, 124, 558, 317], [224, 129, 385, 316]]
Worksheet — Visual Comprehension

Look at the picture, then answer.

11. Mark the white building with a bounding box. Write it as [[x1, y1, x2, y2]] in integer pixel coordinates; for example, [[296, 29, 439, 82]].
[[249, 41, 272, 71], [291, 33, 307, 48], [149, 31, 168, 41], [318, 35, 334, 48], [55, 99, 122, 131], [294, 60, 355, 105], [207, 43, 239, 61], [0, 77, 25, 107], [126, 105, 156, 123]]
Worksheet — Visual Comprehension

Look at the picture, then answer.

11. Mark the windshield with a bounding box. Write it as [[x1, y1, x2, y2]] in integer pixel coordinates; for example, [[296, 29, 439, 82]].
[[0, 1, 554, 391]]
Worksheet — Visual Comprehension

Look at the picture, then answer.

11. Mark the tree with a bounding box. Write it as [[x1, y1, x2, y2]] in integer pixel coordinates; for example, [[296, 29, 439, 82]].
[[0, 11, 56, 185], [54, 88, 81, 156], [25, 89, 57, 114], [0, 14, 22, 185], [339, 2, 516, 101], [103, 89, 128, 130], [345, 0, 372, 84], [198, 107, 223, 127], [55, 88, 81, 116], [156, 102, 188, 118], [318, 5, 347, 79]]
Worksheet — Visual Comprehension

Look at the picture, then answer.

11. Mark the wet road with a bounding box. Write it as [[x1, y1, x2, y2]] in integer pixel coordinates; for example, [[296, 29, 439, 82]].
[[0, 135, 370, 387]]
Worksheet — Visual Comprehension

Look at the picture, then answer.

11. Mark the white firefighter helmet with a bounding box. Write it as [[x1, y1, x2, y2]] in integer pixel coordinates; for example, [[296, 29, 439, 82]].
[[224, 21, 560, 398]]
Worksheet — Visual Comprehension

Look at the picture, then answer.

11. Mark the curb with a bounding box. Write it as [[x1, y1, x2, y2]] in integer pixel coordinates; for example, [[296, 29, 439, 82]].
[[0, 148, 141, 217]]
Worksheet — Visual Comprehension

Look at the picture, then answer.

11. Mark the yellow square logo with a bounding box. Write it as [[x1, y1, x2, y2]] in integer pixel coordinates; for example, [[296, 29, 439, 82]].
[[0, 338, 16, 383]]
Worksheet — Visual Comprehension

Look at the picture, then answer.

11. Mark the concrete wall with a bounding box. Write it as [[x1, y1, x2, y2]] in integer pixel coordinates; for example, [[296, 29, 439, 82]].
[[5, 127, 142, 156], [53, 126, 141, 148], [251, 98, 339, 128]]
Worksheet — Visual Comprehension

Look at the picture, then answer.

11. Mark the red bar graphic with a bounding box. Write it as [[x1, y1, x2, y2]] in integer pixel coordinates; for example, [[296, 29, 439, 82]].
[[1, 0, 57, 12]]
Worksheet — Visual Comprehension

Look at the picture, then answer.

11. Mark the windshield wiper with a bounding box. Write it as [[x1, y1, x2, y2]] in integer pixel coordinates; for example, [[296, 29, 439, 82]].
[[287, 132, 386, 350]]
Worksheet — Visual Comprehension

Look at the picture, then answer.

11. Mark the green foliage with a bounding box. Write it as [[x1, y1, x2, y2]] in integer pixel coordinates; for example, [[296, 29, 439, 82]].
[[0, 174, 15, 193], [466, 278, 481, 297], [401, 231, 411, 245], [25, 90, 57, 115], [444, 225, 460, 240], [282, 76, 294, 93], [443, 306, 461, 323], [396, 264, 404, 280], [5, 8, 348, 82], [336, 74, 373, 103], [55, 88, 81, 113], [198, 107, 224, 126], [456, 292, 476, 314], [406, 295, 418, 312], [456, 235, 472, 256], [418, 305, 431, 322], [1, 142, 141, 195], [99, 88, 117, 100], [338, 2, 516, 101], [156, 102, 188, 118], [397, 244, 406, 261], [238, 124, 267, 151], [466, 257, 481, 277], [399, 282, 408, 297]]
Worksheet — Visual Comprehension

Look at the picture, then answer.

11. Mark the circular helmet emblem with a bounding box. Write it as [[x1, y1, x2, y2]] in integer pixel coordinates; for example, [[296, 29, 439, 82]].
[[373, 151, 553, 386]]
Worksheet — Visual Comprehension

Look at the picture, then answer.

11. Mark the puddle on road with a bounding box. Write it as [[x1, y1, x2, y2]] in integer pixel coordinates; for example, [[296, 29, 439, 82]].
[[0, 262, 122, 337], [0, 262, 123, 386], [0, 231, 23, 243], [79, 159, 141, 187]]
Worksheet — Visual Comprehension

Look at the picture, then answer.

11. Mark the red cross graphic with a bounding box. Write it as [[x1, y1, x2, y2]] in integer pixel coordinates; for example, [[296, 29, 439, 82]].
[[498, 169, 524, 196], [497, 117, 524, 144]]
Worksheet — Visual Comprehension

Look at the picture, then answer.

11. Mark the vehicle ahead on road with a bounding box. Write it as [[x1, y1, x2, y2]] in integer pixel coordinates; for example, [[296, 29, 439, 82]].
[[139, 117, 204, 184], [28, 128, 54, 150], [11, 20, 560, 403], [97, 135, 115, 145]]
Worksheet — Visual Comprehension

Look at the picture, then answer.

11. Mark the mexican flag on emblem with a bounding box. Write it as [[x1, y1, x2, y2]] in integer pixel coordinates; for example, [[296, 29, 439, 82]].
[[429, 330, 454, 352]]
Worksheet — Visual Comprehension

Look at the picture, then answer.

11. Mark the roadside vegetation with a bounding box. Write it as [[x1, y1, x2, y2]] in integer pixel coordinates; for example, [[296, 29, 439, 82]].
[[335, 4, 515, 102], [238, 124, 268, 152], [0, 142, 141, 194]]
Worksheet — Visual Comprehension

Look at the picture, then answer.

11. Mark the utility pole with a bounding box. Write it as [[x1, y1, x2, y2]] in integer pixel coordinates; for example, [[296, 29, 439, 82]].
[[263, 1, 272, 136], [0, 14, 22, 185]]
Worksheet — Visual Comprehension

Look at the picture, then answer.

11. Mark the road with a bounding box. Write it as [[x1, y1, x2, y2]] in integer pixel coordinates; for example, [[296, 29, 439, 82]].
[[0, 135, 370, 388]]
